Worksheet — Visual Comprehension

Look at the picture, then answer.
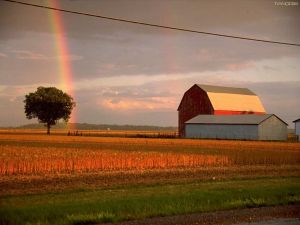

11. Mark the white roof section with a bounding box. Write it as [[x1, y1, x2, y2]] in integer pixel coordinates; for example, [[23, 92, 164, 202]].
[[185, 114, 287, 125], [206, 92, 266, 112], [196, 84, 266, 113]]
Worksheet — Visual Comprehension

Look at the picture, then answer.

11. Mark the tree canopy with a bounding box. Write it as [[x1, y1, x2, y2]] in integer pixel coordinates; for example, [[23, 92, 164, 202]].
[[24, 87, 76, 134]]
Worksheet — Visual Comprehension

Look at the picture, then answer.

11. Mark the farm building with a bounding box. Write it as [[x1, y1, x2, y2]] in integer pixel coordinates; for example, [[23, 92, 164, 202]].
[[293, 118, 300, 141], [185, 114, 287, 141], [177, 84, 266, 137]]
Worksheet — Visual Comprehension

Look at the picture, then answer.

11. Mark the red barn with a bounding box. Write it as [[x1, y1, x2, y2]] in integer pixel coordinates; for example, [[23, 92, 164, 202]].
[[177, 84, 266, 137]]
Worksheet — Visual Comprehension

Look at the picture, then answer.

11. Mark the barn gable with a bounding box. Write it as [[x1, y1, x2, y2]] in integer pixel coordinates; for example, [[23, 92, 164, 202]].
[[177, 84, 214, 136]]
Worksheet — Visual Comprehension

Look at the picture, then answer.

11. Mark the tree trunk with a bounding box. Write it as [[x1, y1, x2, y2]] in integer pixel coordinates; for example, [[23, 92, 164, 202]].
[[47, 123, 51, 135]]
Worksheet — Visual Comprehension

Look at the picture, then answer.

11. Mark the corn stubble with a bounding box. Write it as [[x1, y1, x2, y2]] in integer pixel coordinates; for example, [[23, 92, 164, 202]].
[[0, 133, 299, 176], [0, 146, 230, 175]]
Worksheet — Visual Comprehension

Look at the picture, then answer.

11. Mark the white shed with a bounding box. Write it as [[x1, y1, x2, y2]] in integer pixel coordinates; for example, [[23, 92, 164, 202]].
[[293, 118, 300, 141], [185, 114, 287, 141]]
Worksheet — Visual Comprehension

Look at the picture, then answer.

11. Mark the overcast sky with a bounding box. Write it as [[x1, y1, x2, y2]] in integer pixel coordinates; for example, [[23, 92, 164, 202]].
[[0, 0, 299, 127]]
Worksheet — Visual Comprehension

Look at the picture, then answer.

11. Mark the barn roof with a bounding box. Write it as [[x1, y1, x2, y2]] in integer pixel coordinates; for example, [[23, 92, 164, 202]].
[[177, 84, 266, 112], [185, 114, 288, 125], [195, 84, 266, 113], [196, 84, 255, 95], [293, 118, 300, 123]]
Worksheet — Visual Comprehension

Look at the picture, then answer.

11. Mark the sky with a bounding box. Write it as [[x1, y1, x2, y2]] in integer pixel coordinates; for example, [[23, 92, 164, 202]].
[[0, 0, 300, 127]]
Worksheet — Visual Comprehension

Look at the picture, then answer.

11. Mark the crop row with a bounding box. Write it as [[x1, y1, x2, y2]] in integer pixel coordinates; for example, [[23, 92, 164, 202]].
[[0, 146, 231, 175], [0, 134, 299, 176]]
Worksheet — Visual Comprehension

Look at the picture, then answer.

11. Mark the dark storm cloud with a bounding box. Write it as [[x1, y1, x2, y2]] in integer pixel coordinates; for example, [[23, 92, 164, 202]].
[[0, 0, 299, 84], [0, 32, 274, 84], [0, 0, 300, 126], [1, 0, 299, 44], [0, 51, 59, 85], [1, 0, 299, 40], [68, 33, 300, 79]]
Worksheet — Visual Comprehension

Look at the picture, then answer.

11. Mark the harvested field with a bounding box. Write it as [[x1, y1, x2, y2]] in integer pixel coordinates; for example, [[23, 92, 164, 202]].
[[0, 131, 300, 225], [0, 132, 299, 195], [1, 134, 300, 176], [0, 145, 230, 175]]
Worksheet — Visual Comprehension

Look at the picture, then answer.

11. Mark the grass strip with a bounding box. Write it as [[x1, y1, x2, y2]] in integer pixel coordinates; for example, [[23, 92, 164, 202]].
[[0, 177, 299, 225]]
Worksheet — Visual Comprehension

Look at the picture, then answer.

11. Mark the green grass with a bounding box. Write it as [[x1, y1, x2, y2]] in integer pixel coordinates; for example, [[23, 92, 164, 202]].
[[1, 177, 300, 225]]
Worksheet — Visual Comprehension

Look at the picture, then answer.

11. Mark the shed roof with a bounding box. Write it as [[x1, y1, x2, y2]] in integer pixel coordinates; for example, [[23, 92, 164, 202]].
[[293, 118, 300, 123], [196, 84, 255, 95], [185, 114, 287, 125]]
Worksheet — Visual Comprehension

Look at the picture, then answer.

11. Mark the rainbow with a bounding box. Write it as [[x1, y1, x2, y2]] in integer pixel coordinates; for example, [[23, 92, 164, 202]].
[[47, 0, 76, 128]]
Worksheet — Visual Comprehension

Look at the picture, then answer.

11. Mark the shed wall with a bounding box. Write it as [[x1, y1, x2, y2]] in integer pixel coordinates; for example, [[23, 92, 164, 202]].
[[185, 124, 258, 140], [295, 121, 300, 141], [258, 115, 287, 140]]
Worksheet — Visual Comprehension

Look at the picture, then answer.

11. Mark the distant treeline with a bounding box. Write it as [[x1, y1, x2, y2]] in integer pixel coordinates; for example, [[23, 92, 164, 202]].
[[4, 123, 177, 131]]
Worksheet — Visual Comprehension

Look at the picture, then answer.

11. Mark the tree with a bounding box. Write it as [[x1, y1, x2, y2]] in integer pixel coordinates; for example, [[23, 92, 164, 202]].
[[24, 87, 76, 135]]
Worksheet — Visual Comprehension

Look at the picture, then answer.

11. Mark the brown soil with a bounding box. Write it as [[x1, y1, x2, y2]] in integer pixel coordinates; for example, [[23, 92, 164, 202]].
[[103, 205, 300, 225], [1, 166, 299, 196]]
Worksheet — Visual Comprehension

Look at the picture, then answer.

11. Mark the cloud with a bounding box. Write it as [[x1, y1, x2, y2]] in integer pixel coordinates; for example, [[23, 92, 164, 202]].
[[71, 78, 300, 126], [225, 62, 255, 71], [0, 52, 7, 58], [101, 97, 176, 111], [81, 82, 179, 112], [11, 50, 48, 60], [57, 54, 83, 61], [247, 81, 300, 125], [11, 50, 82, 61], [0, 83, 65, 103], [1, 78, 299, 127]]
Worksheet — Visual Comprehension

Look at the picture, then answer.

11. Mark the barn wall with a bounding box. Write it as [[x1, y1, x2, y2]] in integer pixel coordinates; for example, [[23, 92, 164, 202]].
[[258, 116, 287, 140], [185, 124, 258, 140], [295, 122, 300, 141], [178, 85, 214, 137]]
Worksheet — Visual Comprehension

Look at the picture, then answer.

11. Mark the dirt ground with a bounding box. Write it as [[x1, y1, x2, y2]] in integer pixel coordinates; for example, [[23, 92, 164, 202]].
[[102, 205, 300, 225], [1, 166, 300, 196], [235, 218, 300, 225]]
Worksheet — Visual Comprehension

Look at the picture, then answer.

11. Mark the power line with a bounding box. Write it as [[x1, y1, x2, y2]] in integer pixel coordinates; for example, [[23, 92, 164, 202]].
[[2, 0, 300, 47]]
